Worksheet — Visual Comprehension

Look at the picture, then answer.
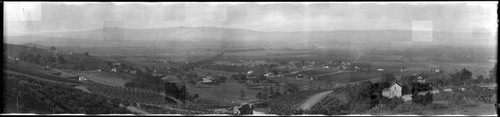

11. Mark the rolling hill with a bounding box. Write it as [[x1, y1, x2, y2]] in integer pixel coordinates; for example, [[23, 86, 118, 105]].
[[5, 27, 495, 49]]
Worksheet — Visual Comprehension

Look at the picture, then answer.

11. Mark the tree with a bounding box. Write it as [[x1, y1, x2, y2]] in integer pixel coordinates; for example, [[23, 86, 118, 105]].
[[294, 62, 303, 68], [192, 94, 200, 101], [411, 92, 432, 105], [45, 56, 57, 65], [218, 76, 227, 83], [475, 75, 485, 84], [284, 83, 300, 94], [50, 46, 56, 52], [267, 64, 278, 69], [256, 74, 266, 82], [57, 55, 66, 64], [380, 72, 396, 83], [256, 92, 263, 100], [277, 60, 289, 66], [84, 52, 90, 56], [34, 54, 42, 65], [450, 68, 473, 85]]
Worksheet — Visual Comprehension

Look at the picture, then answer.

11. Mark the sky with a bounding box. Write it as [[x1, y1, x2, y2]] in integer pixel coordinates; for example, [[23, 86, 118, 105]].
[[4, 2, 498, 35]]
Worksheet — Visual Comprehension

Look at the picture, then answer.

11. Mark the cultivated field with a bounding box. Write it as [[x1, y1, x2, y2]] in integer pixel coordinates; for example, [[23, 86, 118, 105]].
[[370, 61, 496, 77], [186, 79, 260, 106], [76, 71, 134, 87], [317, 71, 382, 83]]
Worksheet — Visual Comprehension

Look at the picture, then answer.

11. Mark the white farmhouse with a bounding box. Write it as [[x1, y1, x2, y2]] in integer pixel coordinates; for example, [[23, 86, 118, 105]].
[[111, 68, 117, 72], [202, 75, 214, 83], [377, 68, 385, 72], [78, 76, 88, 81], [382, 83, 402, 98]]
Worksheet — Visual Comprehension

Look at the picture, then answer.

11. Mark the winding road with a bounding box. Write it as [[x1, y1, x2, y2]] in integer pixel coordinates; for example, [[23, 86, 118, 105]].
[[298, 90, 333, 110]]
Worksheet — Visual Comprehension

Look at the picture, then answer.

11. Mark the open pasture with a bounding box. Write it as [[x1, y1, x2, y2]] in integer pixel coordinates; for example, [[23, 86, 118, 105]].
[[317, 71, 382, 83], [76, 71, 134, 87], [370, 61, 496, 77], [186, 79, 260, 106]]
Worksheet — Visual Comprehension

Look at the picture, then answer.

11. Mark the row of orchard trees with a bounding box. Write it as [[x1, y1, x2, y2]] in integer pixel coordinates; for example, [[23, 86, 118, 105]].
[[6, 73, 130, 114]]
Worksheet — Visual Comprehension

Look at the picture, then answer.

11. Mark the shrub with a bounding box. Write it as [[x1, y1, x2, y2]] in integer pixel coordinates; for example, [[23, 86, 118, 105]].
[[429, 103, 448, 110]]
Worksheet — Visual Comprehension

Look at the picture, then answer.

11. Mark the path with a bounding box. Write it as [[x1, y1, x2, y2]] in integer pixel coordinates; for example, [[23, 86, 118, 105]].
[[5, 70, 80, 86], [311, 71, 352, 77], [126, 106, 150, 114], [287, 68, 313, 75], [298, 91, 333, 110]]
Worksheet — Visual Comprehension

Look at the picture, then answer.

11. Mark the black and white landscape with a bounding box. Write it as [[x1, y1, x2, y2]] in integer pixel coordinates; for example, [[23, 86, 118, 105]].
[[3, 2, 498, 115]]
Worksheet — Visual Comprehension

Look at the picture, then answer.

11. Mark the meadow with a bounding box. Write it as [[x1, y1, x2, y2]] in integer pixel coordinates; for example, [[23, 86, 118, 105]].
[[76, 71, 134, 87], [186, 79, 260, 106], [317, 71, 382, 83]]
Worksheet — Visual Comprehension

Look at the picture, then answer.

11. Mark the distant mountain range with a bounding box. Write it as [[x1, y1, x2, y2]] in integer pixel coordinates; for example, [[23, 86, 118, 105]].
[[5, 26, 495, 48]]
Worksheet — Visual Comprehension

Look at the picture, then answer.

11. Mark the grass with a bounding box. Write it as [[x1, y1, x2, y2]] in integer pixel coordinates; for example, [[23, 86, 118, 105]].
[[75, 71, 133, 87], [6, 62, 82, 84], [367, 100, 496, 115], [85, 83, 169, 105], [186, 79, 260, 106], [317, 72, 382, 83]]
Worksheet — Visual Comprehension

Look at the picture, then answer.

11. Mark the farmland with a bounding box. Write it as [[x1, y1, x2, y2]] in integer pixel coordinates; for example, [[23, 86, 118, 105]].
[[85, 83, 174, 105], [4, 73, 129, 114], [317, 71, 382, 83], [5, 62, 82, 84], [185, 79, 260, 106], [263, 89, 330, 115], [75, 71, 134, 87]]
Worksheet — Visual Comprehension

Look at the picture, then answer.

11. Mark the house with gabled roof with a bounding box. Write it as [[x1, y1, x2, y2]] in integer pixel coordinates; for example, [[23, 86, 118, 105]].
[[382, 82, 403, 98]]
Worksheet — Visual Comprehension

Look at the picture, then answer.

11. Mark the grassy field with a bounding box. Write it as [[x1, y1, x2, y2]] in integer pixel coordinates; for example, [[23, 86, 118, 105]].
[[76, 71, 134, 87], [5, 62, 82, 84], [85, 83, 170, 105], [119, 57, 179, 68], [227, 49, 312, 57], [193, 68, 238, 78], [367, 101, 496, 115], [370, 61, 496, 78], [186, 79, 260, 106], [317, 71, 382, 83]]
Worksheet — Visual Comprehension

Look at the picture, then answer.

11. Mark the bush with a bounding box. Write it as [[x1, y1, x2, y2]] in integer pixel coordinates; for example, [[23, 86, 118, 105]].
[[429, 103, 448, 110], [379, 97, 404, 108], [411, 92, 433, 105]]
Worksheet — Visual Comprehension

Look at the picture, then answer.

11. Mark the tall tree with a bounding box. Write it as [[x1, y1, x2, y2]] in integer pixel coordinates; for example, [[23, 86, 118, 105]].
[[450, 68, 473, 85], [381, 72, 397, 83], [475, 75, 485, 84]]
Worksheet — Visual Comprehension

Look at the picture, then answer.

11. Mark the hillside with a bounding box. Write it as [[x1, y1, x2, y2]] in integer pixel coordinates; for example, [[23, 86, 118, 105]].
[[3, 73, 130, 114], [5, 27, 495, 49], [5, 43, 112, 70]]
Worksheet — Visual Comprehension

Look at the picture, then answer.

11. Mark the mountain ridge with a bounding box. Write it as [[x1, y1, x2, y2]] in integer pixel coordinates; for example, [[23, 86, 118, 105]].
[[5, 26, 495, 48]]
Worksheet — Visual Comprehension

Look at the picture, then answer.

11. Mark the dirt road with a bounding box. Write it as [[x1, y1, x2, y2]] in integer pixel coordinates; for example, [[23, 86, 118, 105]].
[[126, 106, 150, 114], [298, 91, 333, 110]]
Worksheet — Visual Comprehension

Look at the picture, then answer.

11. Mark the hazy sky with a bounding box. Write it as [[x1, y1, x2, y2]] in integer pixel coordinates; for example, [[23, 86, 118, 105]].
[[4, 2, 498, 35]]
